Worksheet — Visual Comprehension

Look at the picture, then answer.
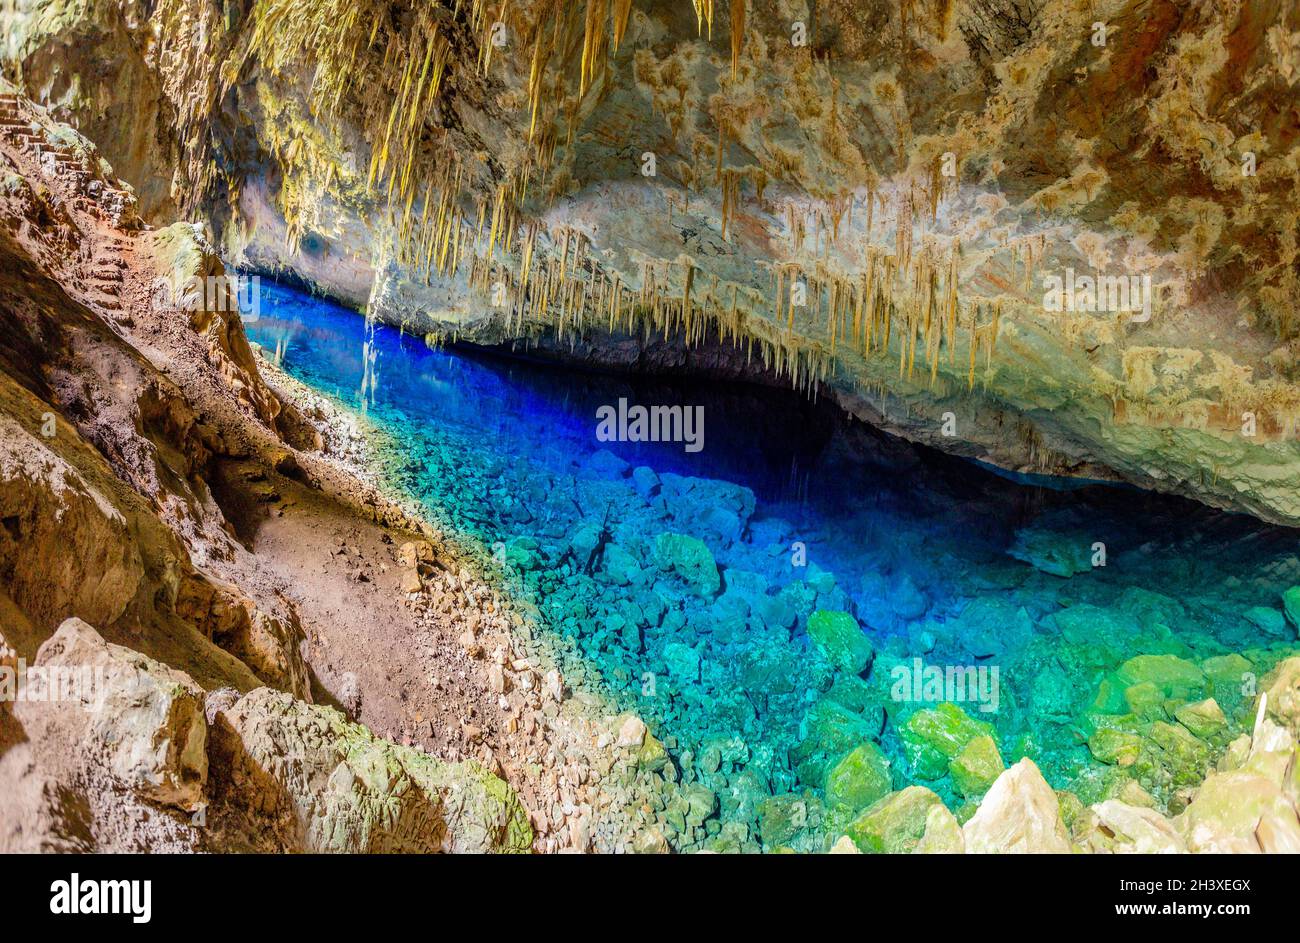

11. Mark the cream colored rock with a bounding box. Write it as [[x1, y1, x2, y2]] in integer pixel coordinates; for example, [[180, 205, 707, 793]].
[[1089, 800, 1185, 854], [914, 803, 965, 854], [617, 715, 647, 747], [35, 617, 208, 811], [1256, 808, 1300, 853], [176, 579, 311, 700], [962, 759, 1071, 854], [1262, 658, 1300, 736], [1177, 768, 1300, 853], [829, 835, 862, 854]]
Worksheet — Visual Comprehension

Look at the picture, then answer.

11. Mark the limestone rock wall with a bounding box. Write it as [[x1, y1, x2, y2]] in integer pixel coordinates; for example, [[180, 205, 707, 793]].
[[5, 0, 1300, 524]]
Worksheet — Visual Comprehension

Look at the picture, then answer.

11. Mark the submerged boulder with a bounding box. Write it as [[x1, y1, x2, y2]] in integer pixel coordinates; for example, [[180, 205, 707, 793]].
[[1113, 654, 1209, 702], [806, 609, 873, 675], [793, 699, 881, 785], [653, 532, 721, 596], [844, 786, 945, 853], [824, 742, 893, 813], [899, 702, 997, 782], [950, 734, 1005, 798], [1282, 587, 1300, 633], [1008, 527, 1094, 578], [953, 597, 1034, 658]]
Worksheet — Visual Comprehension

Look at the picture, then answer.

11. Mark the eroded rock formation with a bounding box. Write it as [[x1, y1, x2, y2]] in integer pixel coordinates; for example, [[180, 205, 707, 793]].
[[6, 0, 1300, 523], [0, 85, 535, 852]]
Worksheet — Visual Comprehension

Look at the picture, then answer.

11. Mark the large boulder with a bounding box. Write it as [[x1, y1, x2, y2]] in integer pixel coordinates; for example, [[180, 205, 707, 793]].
[[1177, 768, 1300, 853], [35, 617, 208, 810], [1282, 587, 1300, 633], [962, 759, 1072, 853], [823, 742, 893, 813], [1262, 657, 1300, 734], [653, 532, 721, 596], [1083, 800, 1185, 853], [844, 786, 945, 854], [806, 609, 873, 675], [793, 699, 881, 785], [950, 734, 1005, 798], [899, 702, 997, 781], [209, 687, 533, 853], [1113, 655, 1209, 702], [1008, 526, 1094, 578]]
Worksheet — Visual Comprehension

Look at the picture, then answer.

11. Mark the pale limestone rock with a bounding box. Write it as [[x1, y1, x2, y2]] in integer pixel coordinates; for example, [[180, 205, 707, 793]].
[[36, 617, 208, 810], [1090, 800, 1185, 854], [1176, 768, 1299, 853], [1257, 808, 1300, 853], [962, 759, 1071, 853], [1262, 658, 1300, 735], [914, 803, 965, 854], [617, 715, 647, 747], [829, 835, 861, 854]]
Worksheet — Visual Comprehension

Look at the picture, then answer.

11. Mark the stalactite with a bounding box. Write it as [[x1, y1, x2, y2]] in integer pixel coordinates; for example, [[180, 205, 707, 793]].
[[729, 0, 745, 78]]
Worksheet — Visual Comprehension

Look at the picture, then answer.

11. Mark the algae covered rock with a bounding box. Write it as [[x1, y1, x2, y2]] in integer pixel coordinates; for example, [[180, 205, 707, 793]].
[[950, 734, 1005, 798], [844, 786, 944, 853], [758, 793, 823, 849], [653, 532, 721, 596], [1114, 654, 1209, 701], [1087, 726, 1144, 766], [1282, 587, 1300, 633], [899, 701, 996, 781], [793, 699, 881, 784], [824, 742, 893, 812], [1173, 698, 1227, 740], [962, 759, 1071, 853], [806, 609, 873, 675]]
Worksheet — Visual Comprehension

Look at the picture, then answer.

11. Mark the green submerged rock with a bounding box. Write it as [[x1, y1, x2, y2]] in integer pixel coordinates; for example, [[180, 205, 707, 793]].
[[899, 701, 996, 781], [1283, 587, 1300, 633], [757, 793, 823, 849], [1114, 654, 1208, 701], [844, 786, 944, 853], [950, 734, 1004, 797], [1174, 698, 1228, 740], [824, 742, 893, 812], [653, 532, 720, 596], [1088, 726, 1144, 766], [806, 609, 874, 674], [793, 699, 880, 784]]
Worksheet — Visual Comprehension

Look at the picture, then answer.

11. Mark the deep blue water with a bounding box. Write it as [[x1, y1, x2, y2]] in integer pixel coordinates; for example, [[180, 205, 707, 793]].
[[245, 279, 1300, 831]]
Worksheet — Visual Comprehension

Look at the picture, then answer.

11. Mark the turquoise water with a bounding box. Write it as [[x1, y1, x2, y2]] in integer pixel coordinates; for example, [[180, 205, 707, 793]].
[[246, 281, 1300, 850]]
